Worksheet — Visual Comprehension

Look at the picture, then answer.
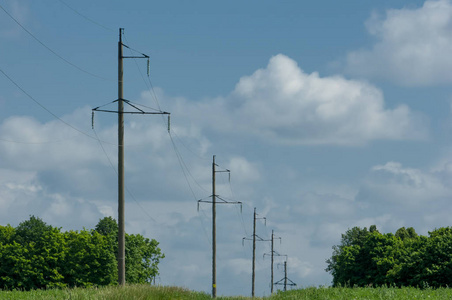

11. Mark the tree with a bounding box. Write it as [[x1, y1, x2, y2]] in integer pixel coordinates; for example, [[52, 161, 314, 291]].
[[395, 227, 418, 241], [410, 227, 452, 287], [94, 217, 165, 283], [325, 226, 372, 286], [0, 217, 66, 290], [0, 216, 164, 290], [62, 229, 117, 287], [125, 233, 164, 283], [325, 225, 452, 288], [95, 216, 118, 237]]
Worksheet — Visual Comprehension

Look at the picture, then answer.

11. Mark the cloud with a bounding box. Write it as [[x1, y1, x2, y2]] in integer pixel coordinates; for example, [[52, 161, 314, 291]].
[[0, 169, 104, 229], [163, 55, 427, 146], [197, 54, 427, 145], [345, 0, 452, 86], [354, 160, 452, 234]]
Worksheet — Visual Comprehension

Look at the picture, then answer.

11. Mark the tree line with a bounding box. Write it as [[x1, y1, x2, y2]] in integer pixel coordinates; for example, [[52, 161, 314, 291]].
[[0, 216, 164, 290], [326, 225, 452, 287]]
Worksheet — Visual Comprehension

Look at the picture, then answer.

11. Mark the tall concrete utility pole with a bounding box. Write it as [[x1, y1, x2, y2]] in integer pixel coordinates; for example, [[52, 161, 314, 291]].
[[117, 27, 126, 286], [264, 230, 282, 294], [274, 260, 297, 292], [92, 28, 170, 287], [284, 261, 287, 291], [212, 155, 216, 297], [198, 155, 242, 298], [243, 208, 270, 297]]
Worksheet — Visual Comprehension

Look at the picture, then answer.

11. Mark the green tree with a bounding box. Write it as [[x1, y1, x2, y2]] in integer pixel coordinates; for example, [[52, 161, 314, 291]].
[[125, 233, 164, 283], [325, 226, 452, 288], [94, 217, 164, 283], [410, 227, 452, 287], [0, 217, 66, 290], [95, 216, 118, 237], [326, 226, 372, 286], [0, 216, 164, 290], [62, 229, 117, 287]]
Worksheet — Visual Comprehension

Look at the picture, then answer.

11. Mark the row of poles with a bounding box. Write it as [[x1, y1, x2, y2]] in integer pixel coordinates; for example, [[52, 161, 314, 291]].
[[93, 28, 295, 297], [200, 155, 297, 298]]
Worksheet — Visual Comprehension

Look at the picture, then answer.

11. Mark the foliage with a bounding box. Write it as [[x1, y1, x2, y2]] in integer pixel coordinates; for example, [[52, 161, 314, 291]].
[[94, 217, 165, 284], [326, 225, 452, 288], [0, 216, 66, 290], [62, 229, 117, 287], [0, 216, 164, 290]]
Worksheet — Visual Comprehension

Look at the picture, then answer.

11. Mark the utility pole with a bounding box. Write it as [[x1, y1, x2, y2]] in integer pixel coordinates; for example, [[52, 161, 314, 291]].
[[274, 260, 297, 292], [284, 261, 287, 291], [212, 155, 216, 298], [243, 208, 270, 297], [117, 27, 125, 286], [263, 230, 282, 294], [198, 155, 242, 298], [92, 28, 170, 286]]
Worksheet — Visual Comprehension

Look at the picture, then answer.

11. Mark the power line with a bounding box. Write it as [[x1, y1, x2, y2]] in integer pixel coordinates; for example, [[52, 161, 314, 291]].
[[125, 48, 210, 194], [0, 136, 76, 145], [57, 0, 114, 32], [122, 32, 216, 252], [121, 37, 208, 195], [0, 66, 101, 142], [92, 127, 157, 224], [0, 3, 112, 81]]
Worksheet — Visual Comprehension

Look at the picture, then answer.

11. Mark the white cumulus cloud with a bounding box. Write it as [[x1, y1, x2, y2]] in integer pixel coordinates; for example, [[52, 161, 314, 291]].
[[345, 0, 452, 86], [227, 54, 427, 145]]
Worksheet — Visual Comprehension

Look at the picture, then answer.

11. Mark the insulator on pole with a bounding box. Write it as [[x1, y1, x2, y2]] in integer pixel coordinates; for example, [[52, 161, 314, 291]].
[[147, 58, 150, 77], [167, 114, 171, 132], [91, 111, 95, 129]]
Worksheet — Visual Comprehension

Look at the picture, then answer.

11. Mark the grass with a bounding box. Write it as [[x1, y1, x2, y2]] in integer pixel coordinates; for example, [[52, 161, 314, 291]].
[[272, 286, 452, 300], [0, 285, 210, 300], [2, 285, 452, 299]]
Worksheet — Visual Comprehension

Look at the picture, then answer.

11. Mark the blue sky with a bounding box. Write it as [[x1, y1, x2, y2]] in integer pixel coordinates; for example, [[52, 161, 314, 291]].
[[2, 0, 452, 296]]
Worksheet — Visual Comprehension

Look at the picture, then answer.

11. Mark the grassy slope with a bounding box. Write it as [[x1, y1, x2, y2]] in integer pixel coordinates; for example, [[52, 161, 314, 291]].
[[2, 285, 452, 299]]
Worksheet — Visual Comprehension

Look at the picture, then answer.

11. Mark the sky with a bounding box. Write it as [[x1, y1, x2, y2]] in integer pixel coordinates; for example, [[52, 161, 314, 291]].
[[1, 0, 452, 296]]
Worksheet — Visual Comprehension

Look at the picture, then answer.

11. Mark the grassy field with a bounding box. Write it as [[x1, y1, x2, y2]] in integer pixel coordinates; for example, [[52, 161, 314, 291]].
[[2, 285, 452, 299]]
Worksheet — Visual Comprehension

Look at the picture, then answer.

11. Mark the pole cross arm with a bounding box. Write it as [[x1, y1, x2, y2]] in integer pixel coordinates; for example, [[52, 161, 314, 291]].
[[255, 234, 271, 242], [122, 55, 149, 58], [264, 252, 286, 259], [92, 99, 169, 115], [93, 109, 169, 115], [242, 234, 270, 245], [274, 278, 297, 286], [198, 197, 242, 214], [121, 43, 149, 59]]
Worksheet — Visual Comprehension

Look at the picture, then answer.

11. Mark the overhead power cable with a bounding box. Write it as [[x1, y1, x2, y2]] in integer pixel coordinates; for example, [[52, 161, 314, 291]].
[[57, 0, 114, 32], [0, 3, 112, 81], [0, 66, 100, 141], [121, 34, 215, 247], [0, 136, 74, 145], [122, 37, 209, 194], [92, 127, 158, 224]]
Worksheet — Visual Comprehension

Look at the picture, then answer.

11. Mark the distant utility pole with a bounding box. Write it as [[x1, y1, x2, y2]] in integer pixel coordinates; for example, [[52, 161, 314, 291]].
[[198, 155, 242, 298], [92, 28, 170, 286], [243, 207, 270, 297], [274, 260, 297, 292], [263, 230, 283, 294]]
